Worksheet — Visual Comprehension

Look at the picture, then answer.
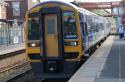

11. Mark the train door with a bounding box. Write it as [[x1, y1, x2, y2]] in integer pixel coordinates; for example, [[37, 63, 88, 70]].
[[40, 7, 64, 59], [40, 7, 63, 73], [44, 14, 59, 57], [40, 7, 63, 59]]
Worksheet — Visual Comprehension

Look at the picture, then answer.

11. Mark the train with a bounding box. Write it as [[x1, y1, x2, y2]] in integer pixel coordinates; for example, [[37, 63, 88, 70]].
[[25, 1, 110, 80]]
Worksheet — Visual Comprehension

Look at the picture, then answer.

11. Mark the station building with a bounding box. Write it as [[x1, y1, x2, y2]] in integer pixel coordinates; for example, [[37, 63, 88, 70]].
[[0, 0, 28, 45]]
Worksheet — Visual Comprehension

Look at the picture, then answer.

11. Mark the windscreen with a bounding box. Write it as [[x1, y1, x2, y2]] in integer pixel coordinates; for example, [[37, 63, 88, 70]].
[[28, 12, 39, 40], [63, 11, 77, 39]]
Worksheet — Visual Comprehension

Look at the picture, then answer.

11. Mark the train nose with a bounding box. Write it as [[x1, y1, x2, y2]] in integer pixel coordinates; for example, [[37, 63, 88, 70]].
[[44, 60, 63, 73], [46, 61, 57, 72]]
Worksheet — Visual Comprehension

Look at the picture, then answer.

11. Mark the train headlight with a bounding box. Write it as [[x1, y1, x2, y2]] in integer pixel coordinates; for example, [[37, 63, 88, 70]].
[[71, 42, 77, 46], [64, 41, 78, 46], [28, 40, 40, 47], [31, 43, 36, 47]]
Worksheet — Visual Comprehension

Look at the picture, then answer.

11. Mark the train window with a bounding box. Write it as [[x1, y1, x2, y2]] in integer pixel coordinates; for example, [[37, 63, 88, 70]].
[[93, 22, 96, 32], [98, 23, 101, 31], [80, 22, 84, 35], [80, 22, 88, 36], [28, 18, 39, 40], [95, 23, 99, 32], [28, 12, 38, 18], [47, 19, 55, 34], [63, 11, 74, 17], [79, 12, 83, 21], [84, 22, 88, 36], [79, 12, 85, 36], [79, 12, 88, 36], [63, 17, 77, 39], [88, 21, 94, 32], [100, 23, 104, 31], [87, 22, 91, 32]]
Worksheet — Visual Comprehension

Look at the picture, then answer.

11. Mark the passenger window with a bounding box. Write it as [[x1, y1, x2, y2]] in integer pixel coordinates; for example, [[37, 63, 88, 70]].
[[100, 23, 104, 31], [95, 23, 99, 32], [80, 22, 84, 35], [93, 22, 96, 32], [88, 21, 93, 32], [84, 22, 88, 36]]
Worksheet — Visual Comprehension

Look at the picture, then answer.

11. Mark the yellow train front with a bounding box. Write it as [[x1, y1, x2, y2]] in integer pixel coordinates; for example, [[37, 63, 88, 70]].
[[25, 1, 110, 79]]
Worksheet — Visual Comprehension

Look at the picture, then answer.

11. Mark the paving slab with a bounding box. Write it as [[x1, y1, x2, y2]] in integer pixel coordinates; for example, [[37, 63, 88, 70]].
[[0, 43, 25, 55], [68, 36, 116, 82]]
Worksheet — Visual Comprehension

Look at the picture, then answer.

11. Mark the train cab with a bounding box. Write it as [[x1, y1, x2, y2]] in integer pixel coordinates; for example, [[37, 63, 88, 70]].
[[25, 1, 110, 80]]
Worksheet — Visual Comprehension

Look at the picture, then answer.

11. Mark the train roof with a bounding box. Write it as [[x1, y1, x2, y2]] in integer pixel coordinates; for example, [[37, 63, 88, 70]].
[[29, 1, 79, 11], [29, 1, 106, 19]]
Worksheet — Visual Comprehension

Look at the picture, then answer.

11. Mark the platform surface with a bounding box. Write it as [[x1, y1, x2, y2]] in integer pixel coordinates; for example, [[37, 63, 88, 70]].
[[69, 36, 125, 82], [0, 43, 25, 55]]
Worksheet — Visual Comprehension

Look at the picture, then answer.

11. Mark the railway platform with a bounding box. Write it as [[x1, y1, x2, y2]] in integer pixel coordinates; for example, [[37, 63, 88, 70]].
[[69, 36, 125, 82], [0, 43, 31, 82], [0, 43, 25, 55]]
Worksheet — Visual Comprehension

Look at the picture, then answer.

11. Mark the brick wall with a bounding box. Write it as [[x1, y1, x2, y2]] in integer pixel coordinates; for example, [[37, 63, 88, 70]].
[[0, 5, 7, 19], [5, 0, 28, 21]]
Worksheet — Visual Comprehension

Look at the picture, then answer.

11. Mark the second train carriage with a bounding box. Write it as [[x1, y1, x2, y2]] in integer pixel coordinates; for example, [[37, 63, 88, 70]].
[[25, 1, 110, 79]]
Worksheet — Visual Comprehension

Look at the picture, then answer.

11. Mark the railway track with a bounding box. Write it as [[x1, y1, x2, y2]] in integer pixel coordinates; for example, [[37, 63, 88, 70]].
[[0, 62, 31, 82], [0, 48, 31, 82], [2, 36, 108, 82]]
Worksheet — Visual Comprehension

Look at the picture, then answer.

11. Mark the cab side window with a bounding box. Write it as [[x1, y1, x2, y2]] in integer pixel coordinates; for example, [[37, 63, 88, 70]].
[[63, 11, 77, 39], [79, 12, 88, 36]]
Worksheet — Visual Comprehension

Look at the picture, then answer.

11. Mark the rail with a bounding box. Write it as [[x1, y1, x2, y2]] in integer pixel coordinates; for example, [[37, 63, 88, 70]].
[[0, 62, 31, 82]]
